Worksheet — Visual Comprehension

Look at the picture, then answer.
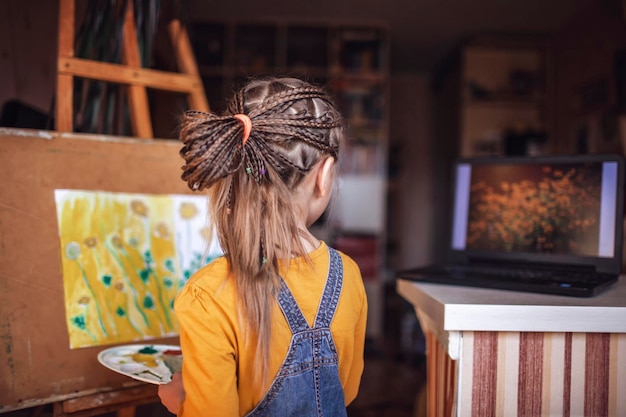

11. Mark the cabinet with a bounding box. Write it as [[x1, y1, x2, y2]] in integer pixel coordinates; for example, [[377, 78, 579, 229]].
[[397, 278, 626, 417], [188, 20, 389, 340], [436, 36, 550, 158]]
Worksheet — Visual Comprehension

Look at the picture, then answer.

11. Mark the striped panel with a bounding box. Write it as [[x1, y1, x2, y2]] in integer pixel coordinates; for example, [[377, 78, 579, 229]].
[[569, 332, 587, 415], [426, 332, 626, 417], [542, 332, 565, 417], [518, 332, 543, 416], [562, 332, 573, 417], [584, 333, 610, 416], [496, 332, 520, 416], [609, 333, 626, 416], [471, 331, 498, 416], [459, 331, 475, 417]]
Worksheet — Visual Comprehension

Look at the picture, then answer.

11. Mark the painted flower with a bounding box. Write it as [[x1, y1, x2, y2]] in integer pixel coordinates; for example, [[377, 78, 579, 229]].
[[111, 236, 124, 249], [179, 202, 199, 220], [154, 222, 171, 239], [84, 237, 98, 248], [200, 226, 212, 241], [130, 200, 149, 217], [65, 241, 81, 260]]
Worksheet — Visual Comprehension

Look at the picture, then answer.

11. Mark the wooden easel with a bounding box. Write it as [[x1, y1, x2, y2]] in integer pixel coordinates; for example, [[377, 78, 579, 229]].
[[51, 1, 205, 415], [56, 0, 209, 138]]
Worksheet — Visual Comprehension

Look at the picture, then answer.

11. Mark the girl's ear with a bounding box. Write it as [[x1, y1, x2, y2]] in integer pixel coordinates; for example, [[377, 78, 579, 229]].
[[315, 157, 335, 197]]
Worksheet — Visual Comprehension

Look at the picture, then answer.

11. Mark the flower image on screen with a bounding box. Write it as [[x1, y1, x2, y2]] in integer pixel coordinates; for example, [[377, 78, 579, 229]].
[[465, 162, 603, 256]]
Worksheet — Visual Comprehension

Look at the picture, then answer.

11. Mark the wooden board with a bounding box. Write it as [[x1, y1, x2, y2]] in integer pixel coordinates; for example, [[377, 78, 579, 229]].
[[0, 128, 196, 411]]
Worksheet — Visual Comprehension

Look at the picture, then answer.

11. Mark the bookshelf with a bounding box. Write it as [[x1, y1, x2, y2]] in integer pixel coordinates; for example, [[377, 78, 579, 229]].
[[434, 35, 549, 158]]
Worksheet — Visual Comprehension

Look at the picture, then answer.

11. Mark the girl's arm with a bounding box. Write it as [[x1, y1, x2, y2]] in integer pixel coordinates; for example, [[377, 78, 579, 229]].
[[158, 372, 184, 415], [175, 281, 240, 417]]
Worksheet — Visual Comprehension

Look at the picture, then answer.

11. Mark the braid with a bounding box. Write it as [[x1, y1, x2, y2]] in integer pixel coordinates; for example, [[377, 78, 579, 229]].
[[226, 88, 245, 114], [255, 122, 339, 156], [242, 140, 268, 183], [179, 83, 341, 190], [248, 87, 334, 118], [243, 85, 342, 177], [251, 135, 309, 176], [179, 111, 246, 190]]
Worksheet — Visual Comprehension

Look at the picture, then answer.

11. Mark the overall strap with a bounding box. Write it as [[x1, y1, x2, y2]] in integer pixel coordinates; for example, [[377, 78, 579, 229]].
[[276, 247, 344, 333], [277, 279, 309, 333], [313, 247, 343, 329]]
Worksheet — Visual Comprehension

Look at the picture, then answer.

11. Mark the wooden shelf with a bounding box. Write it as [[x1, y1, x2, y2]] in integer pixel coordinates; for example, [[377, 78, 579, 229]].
[[455, 36, 549, 157]]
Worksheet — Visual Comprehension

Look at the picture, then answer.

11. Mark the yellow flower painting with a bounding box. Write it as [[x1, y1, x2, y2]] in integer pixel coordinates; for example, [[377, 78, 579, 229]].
[[54, 190, 222, 349]]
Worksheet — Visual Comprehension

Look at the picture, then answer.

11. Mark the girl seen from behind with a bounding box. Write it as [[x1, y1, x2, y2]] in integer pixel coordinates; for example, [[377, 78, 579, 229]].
[[158, 77, 368, 416]]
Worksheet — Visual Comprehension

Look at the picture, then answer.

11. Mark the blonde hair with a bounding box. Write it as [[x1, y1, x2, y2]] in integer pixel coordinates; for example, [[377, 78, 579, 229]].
[[178, 77, 344, 382]]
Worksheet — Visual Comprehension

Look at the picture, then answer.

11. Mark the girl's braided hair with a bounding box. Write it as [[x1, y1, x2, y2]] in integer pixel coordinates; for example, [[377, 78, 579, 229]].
[[179, 79, 341, 189], [177, 77, 344, 384]]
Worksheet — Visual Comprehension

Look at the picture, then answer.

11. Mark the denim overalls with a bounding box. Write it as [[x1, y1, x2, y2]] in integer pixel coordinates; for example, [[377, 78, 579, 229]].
[[246, 247, 346, 417]]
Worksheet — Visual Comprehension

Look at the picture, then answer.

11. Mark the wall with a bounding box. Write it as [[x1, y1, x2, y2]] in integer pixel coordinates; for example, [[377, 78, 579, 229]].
[[388, 74, 435, 270], [0, 0, 58, 116], [552, 1, 626, 154]]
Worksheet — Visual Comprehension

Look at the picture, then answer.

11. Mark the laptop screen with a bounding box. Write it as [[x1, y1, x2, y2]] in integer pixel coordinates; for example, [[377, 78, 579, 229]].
[[449, 154, 625, 274]]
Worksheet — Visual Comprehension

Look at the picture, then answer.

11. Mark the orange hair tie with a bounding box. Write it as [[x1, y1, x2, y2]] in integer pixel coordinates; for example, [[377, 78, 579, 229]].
[[233, 114, 252, 145]]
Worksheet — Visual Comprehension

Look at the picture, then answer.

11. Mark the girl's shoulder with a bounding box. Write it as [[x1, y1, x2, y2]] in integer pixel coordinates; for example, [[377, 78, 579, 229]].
[[188, 255, 229, 279], [325, 246, 367, 311], [180, 256, 235, 298], [329, 246, 362, 276], [327, 246, 366, 293], [174, 256, 239, 327]]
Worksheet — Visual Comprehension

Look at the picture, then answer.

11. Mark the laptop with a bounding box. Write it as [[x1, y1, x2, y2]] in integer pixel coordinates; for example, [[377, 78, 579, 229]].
[[398, 154, 625, 297]]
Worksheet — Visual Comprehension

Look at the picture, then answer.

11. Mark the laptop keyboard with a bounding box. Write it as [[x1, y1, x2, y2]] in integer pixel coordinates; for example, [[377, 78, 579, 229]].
[[418, 264, 614, 286], [398, 262, 620, 296]]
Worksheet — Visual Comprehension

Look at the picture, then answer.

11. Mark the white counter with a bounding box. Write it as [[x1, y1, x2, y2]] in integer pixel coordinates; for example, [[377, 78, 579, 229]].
[[397, 275, 626, 334], [396, 276, 626, 417]]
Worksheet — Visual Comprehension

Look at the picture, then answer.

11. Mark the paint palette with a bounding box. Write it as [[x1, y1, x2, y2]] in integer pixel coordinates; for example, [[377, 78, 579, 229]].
[[97, 344, 181, 385]]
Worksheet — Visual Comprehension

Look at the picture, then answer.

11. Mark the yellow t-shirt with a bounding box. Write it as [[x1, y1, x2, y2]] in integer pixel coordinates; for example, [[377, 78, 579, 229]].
[[176, 241, 367, 417]]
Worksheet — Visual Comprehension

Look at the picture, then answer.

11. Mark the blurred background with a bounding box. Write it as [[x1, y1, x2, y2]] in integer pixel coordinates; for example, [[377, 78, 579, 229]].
[[1, 0, 624, 415]]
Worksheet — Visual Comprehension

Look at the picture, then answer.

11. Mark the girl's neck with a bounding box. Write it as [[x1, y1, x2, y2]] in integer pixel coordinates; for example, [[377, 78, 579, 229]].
[[274, 228, 320, 259], [299, 230, 321, 254]]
